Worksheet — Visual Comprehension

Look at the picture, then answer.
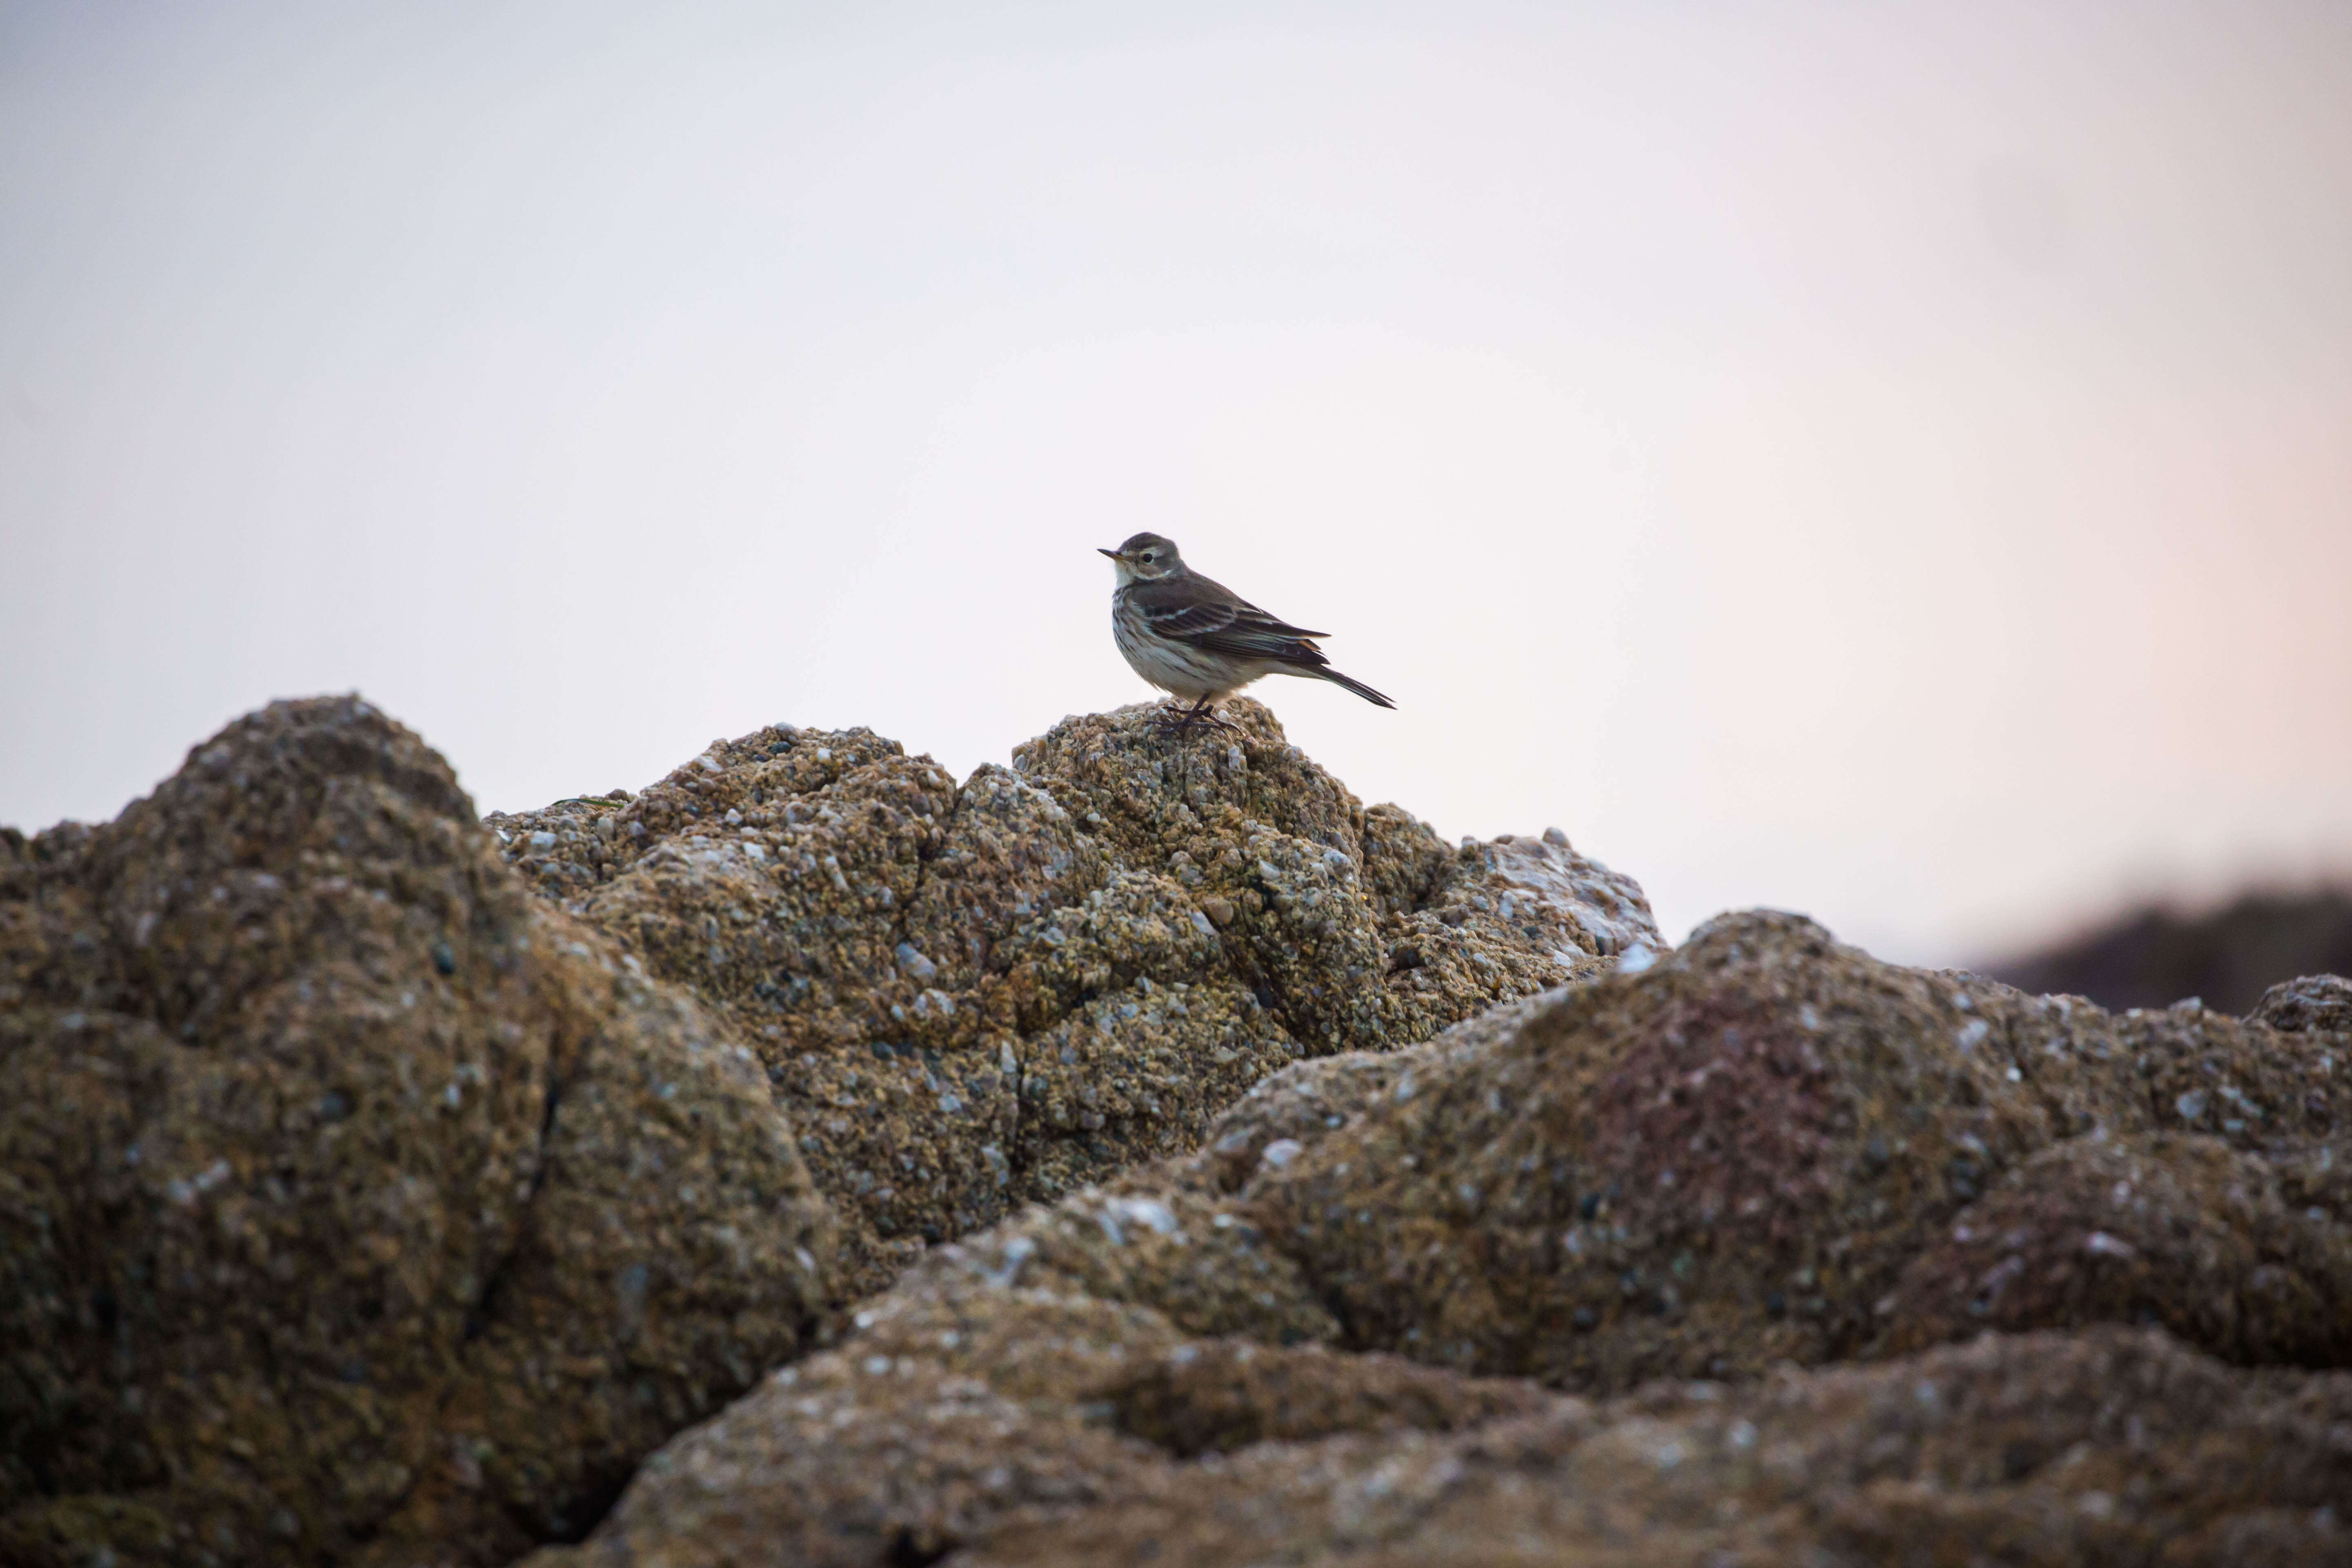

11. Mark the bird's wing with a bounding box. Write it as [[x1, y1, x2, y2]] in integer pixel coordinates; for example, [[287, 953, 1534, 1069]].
[[1133, 576, 1331, 661]]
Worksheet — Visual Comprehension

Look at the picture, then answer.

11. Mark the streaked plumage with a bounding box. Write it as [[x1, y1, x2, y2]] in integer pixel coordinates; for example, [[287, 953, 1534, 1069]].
[[1098, 532, 1393, 726]]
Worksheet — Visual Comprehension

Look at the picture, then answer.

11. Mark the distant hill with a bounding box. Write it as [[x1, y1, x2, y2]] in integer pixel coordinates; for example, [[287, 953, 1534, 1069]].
[[1986, 888, 2352, 1016]]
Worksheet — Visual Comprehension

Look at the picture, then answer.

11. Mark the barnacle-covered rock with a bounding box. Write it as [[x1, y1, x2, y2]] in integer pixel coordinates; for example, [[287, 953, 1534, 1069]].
[[19, 690, 2352, 1568], [2252, 972, 2352, 1036], [527, 914, 2352, 1568], [530, 1204, 2352, 1568], [1236, 911, 2352, 1390], [0, 698, 832, 1568], [957, 1327, 2352, 1568], [1879, 1130, 2352, 1362], [487, 699, 1659, 1301]]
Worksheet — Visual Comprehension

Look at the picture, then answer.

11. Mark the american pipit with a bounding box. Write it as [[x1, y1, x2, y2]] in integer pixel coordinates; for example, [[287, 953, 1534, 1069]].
[[1099, 532, 1394, 731]]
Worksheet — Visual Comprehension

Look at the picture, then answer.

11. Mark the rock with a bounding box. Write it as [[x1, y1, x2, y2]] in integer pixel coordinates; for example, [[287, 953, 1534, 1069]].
[[0, 698, 832, 1567], [2252, 973, 2352, 1036], [31, 691, 2343, 1568], [958, 1327, 2352, 1568], [527, 911, 2352, 1567], [530, 1217, 2352, 1566], [1235, 911, 2349, 1389], [483, 699, 1659, 1302], [1880, 1131, 2352, 1363]]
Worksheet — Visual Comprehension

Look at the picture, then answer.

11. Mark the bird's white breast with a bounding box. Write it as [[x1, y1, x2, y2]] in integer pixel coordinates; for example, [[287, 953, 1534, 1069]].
[[1112, 593, 1254, 700]]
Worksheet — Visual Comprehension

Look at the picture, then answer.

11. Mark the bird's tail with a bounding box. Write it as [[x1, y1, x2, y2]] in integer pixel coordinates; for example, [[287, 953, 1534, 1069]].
[[1317, 667, 1396, 709]]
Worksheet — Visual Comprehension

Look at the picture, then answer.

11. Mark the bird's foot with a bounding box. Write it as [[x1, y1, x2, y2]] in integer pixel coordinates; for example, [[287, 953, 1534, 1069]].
[[1151, 699, 1226, 738]]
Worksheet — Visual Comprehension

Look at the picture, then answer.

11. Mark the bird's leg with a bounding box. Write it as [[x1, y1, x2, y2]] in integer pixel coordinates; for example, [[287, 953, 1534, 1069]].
[[1190, 698, 1242, 735], [1150, 696, 1240, 741], [1182, 696, 1238, 737], [1153, 696, 1214, 737]]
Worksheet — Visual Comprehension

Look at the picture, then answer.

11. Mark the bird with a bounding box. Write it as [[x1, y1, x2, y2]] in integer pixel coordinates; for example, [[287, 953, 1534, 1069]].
[[1098, 532, 1394, 732]]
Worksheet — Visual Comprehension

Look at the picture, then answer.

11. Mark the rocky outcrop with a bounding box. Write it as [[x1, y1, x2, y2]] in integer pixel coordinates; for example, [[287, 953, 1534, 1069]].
[[0, 699, 833, 1567], [0, 695, 1657, 1567], [528, 912, 2352, 1567], [15, 693, 2350, 1568], [482, 699, 1659, 1302], [1229, 912, 2352, 1388], [961, 1326, 2352, 1568]]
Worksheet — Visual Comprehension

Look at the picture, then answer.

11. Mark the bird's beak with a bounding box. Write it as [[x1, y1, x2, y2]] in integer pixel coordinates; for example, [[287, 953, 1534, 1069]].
[[1098, 548, 1124, 561]]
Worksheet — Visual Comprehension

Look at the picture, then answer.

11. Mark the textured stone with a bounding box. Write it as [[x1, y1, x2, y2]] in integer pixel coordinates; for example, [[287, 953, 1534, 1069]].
[[1235, 912, 2351, 1390], [27, 690, 2350, 1568], [0, 698, 831, 1568], [485, 699, 1659, 1301], [2252, 972, 2352, 1036], [963, 1327, 2352, 1568], [528, 914, 2352, 1568], [1880, 1131, 2352, 1363], [532, 1232, 2352, 1567]]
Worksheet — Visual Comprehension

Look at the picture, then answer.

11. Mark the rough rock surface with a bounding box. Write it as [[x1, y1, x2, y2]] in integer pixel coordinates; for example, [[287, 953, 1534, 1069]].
[[529, 912, 2352, 1567], [0, 699, 833, 1568], [2253, 972, 2352, 1036], [964, 1327, 2352, 1568], [1234, 912, 2352, 1389], [19, 691, 2350, 1568], [483, 699, 1659, 1302]]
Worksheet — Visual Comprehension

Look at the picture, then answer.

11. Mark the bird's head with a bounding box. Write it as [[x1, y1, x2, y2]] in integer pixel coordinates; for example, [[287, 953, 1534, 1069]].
[[1098, 532, 1183, 586]]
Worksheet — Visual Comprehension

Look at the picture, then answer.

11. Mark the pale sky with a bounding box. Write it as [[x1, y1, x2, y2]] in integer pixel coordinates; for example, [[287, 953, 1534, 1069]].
[[4, 1, 2350, 966]]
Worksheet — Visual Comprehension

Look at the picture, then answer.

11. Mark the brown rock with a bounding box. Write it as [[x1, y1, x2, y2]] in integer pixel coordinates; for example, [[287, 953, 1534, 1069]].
[[965, 1327, 2352, 1568], [2252, 973, 2352, 1036], [33, 692, 2344, 1568], [1229, 913, 2351, 1391], [528, 911, 2352, 1568], [533, 1229, 2352, 1567], [1880, 1131, 2352, 1362], [484, 699, 1659, 1302], [0, 698, 831, 1567], [1101, 1338, 1557, 1457]]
